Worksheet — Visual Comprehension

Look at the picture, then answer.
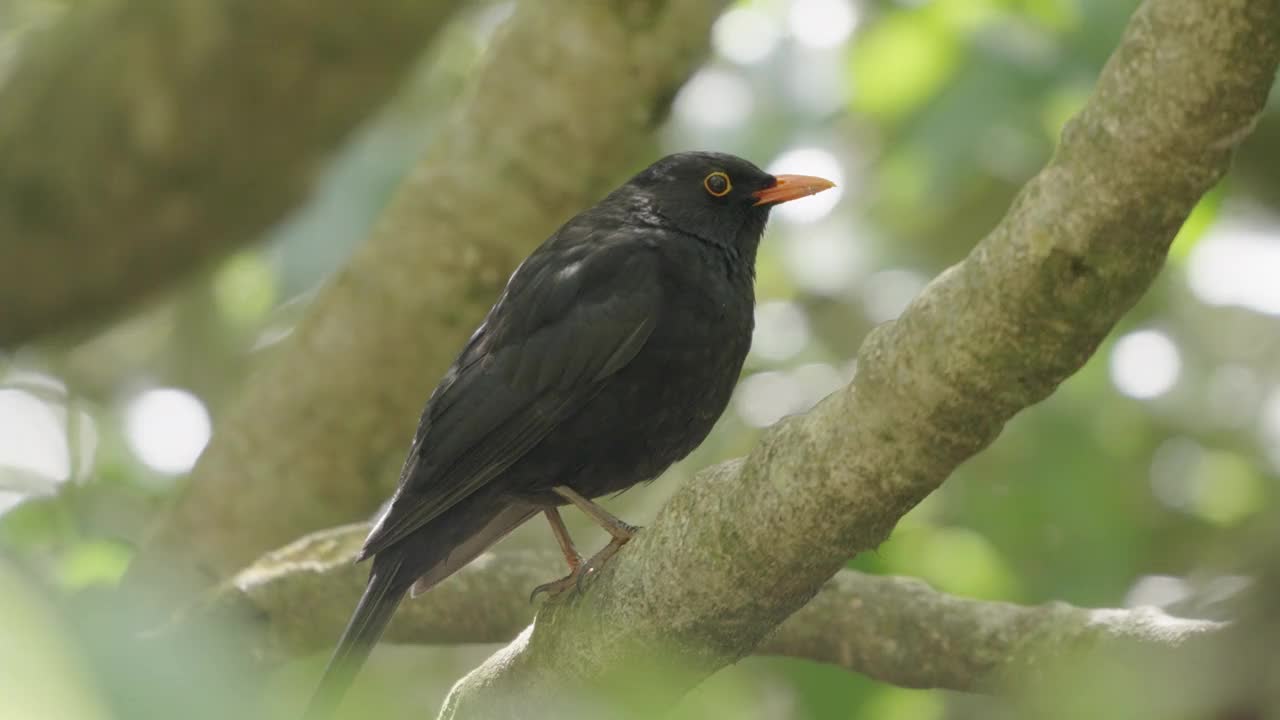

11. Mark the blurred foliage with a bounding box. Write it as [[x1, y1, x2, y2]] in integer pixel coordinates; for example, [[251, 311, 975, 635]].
[[3, 0, 1280, 718]]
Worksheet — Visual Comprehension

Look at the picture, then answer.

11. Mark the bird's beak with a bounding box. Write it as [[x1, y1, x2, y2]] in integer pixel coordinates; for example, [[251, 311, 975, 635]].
[[752, 174, 837, 206]]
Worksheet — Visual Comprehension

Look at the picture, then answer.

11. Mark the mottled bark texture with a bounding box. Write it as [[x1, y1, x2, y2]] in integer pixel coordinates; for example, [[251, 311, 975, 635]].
[[0, 0, 463, 345], [432, 1, 1280, 718], [197, 526, 1220, 693], [127, 0, 726, 590]]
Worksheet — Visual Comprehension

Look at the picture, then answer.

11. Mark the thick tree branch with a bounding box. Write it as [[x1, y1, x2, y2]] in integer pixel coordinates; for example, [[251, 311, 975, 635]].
[[0, 0, 462, 346], [203, 524, 1221, 694], [428, 1, 1280, 718], [127, 0, 726, 591]]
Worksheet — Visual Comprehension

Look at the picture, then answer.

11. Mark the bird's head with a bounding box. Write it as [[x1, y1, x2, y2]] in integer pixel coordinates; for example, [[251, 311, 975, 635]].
[[622, 151, 835, 261]]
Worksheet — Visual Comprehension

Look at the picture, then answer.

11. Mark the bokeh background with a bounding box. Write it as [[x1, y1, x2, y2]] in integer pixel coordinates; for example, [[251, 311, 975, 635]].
[[2, 0, 1279, 718]]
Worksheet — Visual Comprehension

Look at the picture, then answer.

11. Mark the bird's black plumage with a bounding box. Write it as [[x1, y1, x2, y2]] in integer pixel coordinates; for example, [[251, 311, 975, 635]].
[[303, 151, 833, 718]]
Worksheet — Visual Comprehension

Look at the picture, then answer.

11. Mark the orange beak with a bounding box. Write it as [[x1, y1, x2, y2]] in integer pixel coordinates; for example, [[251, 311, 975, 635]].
[[752, 174, 837, 206]]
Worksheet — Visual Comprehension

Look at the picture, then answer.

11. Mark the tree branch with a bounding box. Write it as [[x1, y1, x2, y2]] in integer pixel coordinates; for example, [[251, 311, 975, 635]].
[[427, 1, 1280, 717], [0, 0, 463, 346], [125, 0, 727, 592], [203, 524, 1221, 694]]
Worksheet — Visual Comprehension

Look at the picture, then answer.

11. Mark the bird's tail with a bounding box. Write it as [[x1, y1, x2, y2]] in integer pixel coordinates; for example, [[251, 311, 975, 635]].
[[301, 500, 537, 719], [302, 552, 407, 720]]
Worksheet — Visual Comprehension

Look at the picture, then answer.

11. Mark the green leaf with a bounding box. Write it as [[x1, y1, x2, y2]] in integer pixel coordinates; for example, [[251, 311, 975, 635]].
[[1018, 0, 1082, 30], [58, 540, 134, 589], [1040, 84, 1092, 140], [881, 525, 1020, 600], [212, 251, 277, 327], [1168, 184, 1224, 262], [849, 13, 960, 122], [863, 687, 945, 720], [0, 557, 110, 720], [1190, 451, 1265, 527]]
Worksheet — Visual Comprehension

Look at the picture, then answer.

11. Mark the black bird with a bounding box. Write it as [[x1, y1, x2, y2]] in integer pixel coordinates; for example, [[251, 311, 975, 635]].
[[304, 151, 834, 718]]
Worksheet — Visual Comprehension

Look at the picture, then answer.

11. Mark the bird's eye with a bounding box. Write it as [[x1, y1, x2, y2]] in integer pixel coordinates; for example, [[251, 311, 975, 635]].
[[703, 171, 731, 197]]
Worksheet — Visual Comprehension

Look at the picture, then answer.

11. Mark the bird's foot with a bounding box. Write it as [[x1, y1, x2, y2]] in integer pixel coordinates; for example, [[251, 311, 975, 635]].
[[573, 536, 627, 594], [530, 547, 584, 602], [602, 519, 641, 543], [551, 485, 641, 543], [528, 528, 643, 601], [529, 569, 581, 602]]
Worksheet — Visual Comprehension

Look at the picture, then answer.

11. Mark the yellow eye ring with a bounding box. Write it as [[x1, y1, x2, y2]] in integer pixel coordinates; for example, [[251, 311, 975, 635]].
[[703, 171, 732, 197]]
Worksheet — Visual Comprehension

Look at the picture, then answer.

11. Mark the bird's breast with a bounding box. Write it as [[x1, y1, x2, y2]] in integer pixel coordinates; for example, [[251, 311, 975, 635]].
[[503, 280, 754, 502]]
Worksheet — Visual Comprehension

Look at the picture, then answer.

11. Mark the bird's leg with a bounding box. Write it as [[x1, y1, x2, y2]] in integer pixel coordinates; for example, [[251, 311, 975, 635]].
[[552, 485, 640, 541], [531, 487, 644, 601], [529, 508, 585, 601], [551, 485, 641, 592], [572, 537, 630, 593], [544, 507, 582, 571]]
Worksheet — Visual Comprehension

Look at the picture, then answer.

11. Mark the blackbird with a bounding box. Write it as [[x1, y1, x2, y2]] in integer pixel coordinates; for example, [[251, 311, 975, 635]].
[[304, 151, 834, 718]]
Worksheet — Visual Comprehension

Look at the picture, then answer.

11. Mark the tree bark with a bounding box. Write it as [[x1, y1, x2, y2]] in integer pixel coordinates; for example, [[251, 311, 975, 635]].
[[429, 0, 1280, 717], [127, 0, 727, 592], [0, 0, 463, 346], [196, 525, 1221, 694]]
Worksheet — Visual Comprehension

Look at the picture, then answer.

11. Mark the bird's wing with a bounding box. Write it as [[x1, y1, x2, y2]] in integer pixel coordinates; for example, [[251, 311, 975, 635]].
[[360, 238, 660, 558]]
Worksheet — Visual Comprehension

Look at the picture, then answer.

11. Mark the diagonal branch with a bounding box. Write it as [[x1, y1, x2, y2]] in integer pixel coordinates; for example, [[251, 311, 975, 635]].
[[125, 0, 728, 593], [432, 1, 1280, 717], [0, 0, 463, 346], [202, 524, 1222, 694]]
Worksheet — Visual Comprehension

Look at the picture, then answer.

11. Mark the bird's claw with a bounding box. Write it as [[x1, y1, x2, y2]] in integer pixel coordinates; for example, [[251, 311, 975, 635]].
[[573, 533, 634, 593], [616, 522, 643, 539], [528, 561, 601, 603], [529, 529, 641, 602], [529, 573, 579, 602], [527, 561, 604, 602], [573, 560, 604, 595], [529, 551, 584, 603]]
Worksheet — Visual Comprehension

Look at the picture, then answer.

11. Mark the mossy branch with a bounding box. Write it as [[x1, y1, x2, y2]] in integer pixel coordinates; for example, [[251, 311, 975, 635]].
[[196, 525, 1222, 695], [0, 0, 463, 345]]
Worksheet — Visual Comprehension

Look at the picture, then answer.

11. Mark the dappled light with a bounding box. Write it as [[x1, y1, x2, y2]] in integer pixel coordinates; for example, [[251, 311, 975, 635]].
[[735, 370, 803, 428], [788, 0, 861, 49], [1108, 329, 1181, 400], [1187, 212, 1280, 315], [767, 148, 847, 223], [781, 224, 866, 295], [860, 268, 928, 323], [672, 68, 754, 131], [752, 300, 812, 363], [122, 388, 211, 476], [712, 7, 782, 65], [0, 387, 69, 511]]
